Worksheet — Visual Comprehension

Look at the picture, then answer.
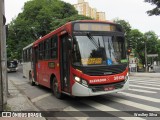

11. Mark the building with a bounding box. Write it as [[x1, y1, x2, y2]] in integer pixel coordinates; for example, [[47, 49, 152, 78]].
[[96, 12, 106, 21], [74, 0, 90, 17], [91, 8, 97, 20], [74, 0, 106, 21]]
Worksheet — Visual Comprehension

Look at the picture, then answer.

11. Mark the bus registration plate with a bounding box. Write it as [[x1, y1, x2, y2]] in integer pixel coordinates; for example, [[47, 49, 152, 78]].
[[104, 86, 115, 91]]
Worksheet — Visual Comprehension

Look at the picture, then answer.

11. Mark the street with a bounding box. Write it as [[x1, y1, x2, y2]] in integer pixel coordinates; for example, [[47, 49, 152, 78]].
[[7, 65, 160, 120]]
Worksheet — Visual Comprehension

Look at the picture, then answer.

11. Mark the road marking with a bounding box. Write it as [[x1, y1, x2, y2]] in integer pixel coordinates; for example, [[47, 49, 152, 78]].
[[128, 88, 157, 93], [129, 84, 160, 90], [130, 79, 160, 82], [108, 97, 160, 111], [131, 82, 160, 87], [80, 100, 145, 120], [130, 81, 160, 85], [118, 92, 160, 102], [31, 93, 52, 102], [63, 106, 88, 120]]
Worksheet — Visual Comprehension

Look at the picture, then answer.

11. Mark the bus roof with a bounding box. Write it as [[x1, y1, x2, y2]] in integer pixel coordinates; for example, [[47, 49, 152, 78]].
[[23, 43, 33, 50], [33, 20, 120, 47]]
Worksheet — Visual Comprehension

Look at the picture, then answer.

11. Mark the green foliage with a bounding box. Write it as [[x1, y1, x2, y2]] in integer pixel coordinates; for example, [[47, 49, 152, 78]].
[[114, 19, 131, 35], [127, 29, 145, 64], [145, 0, 160, 16], [115, 19, 160, 65], [7, 0, 92, 60], [114, 19, 131, 46]]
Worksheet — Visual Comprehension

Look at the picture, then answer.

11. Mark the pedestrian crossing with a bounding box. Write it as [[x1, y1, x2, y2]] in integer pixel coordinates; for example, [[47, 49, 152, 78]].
[[130, 81, 160, 85], [128, 88, 157, 93], [54, 76, 160, 119], [129, 84, 160, 90], [27, 76, 160, 120]]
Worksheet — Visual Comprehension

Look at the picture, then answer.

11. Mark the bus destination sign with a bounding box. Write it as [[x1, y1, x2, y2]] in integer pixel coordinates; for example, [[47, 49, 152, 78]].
[[74, 23, 117, 32]]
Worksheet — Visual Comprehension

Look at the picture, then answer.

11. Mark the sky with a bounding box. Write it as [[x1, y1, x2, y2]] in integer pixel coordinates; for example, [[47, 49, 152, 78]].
[[4, 0, 160, 37]]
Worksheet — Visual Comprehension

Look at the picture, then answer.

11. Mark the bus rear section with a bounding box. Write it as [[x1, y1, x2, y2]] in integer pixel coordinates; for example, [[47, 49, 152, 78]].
[[26, 20, 129, 98], [22, 43, 33, 80]]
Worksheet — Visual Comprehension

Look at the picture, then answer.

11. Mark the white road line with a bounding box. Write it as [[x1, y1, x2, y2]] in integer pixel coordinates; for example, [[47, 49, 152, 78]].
[[31, 93, 52, 102], [128, 88, 157, 93], [81, 100, 145, 120], [129, 84, 160, 90], [108, 97, 160, 111], [131, 82, 160, 87], [130, 79, 160, 82], [63, 106, 88, 120], [130, 81, 160, 85], [118, 92, 160, 103]]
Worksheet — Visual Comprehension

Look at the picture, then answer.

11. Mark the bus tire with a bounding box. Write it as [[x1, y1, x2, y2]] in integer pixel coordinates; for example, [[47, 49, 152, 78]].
[[29, 72, 35, 86], [52, 77, 63, 99]]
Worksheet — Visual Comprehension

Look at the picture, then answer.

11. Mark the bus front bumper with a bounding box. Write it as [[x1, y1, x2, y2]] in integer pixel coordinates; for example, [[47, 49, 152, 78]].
[[72, 80, 129, 97]]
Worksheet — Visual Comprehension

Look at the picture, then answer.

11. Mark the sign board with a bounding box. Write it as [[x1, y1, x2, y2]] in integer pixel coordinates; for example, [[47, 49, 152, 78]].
[[147, 54, 158, 57], [129, 63, 137, 67]]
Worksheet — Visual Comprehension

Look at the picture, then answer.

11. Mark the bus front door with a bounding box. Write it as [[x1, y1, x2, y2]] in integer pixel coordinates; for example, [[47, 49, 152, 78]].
[[60, 34, 71, 93]]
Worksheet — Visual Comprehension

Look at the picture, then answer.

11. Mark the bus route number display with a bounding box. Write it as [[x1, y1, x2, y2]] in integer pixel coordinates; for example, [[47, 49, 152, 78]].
[[74, 23, 116, 32], [81, 58, 102, 65]]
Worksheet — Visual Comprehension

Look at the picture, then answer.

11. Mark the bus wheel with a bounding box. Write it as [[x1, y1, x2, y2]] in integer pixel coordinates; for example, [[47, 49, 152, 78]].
[[52, 77, 63, 99], [29, 72, 35, 86]]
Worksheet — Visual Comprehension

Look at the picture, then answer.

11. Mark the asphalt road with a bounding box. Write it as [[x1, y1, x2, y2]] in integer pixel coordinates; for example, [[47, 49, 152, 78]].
[[7, 65, 160, 120]]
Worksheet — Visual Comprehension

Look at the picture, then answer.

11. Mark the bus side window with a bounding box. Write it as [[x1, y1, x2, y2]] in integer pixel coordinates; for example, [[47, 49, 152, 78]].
[[50, 35, 58, 59], [45, 39, 50, 59], [38, 43, 44, 60]]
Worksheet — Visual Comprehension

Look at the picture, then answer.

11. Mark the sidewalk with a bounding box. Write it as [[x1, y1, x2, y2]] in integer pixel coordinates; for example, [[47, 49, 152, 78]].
[[130, 72, 160, 78], [3, 79, 46, 120]]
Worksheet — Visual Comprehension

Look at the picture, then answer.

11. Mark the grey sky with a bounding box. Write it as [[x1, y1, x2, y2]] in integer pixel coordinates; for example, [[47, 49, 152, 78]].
[[5, 0, 160, 36]]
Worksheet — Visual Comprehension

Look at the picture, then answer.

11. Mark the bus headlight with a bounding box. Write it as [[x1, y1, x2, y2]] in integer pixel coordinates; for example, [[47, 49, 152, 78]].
[[74, 76, 81, 82], [74, 76, 88, 87]]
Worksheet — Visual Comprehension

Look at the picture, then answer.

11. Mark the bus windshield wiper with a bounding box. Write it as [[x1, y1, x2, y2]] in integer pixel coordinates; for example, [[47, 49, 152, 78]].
[[87, 33, 99, 49]]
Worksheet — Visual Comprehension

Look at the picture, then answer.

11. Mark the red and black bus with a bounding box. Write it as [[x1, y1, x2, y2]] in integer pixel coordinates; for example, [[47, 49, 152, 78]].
[[23, 20, 129, 98]]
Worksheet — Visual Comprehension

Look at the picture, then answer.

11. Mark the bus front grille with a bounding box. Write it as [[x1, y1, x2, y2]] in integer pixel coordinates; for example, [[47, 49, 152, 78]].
[[83, 65, 127, 76]]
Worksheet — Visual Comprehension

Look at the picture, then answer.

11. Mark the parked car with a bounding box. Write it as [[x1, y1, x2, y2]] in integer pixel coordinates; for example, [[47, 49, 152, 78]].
[[7, 60, 18, 72]]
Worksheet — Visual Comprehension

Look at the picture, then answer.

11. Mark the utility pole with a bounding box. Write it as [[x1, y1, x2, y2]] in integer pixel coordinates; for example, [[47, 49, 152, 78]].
[[145, 41, 147, 72], [0, 0, 7, 111]]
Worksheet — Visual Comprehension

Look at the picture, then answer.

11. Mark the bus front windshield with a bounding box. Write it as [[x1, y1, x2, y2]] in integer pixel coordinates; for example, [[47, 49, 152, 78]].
[[72, 34, 126, 66]]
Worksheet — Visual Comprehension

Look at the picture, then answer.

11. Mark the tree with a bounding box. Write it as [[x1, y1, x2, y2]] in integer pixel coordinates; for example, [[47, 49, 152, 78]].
[[114, 19, 131, 35], [145, 0, 160, 16], [114, 19, 160, 65], [127, 29, 145, 64], [7, 0, 92, 60], [114, 19, 132, 51], [144, 31, 159, 64]]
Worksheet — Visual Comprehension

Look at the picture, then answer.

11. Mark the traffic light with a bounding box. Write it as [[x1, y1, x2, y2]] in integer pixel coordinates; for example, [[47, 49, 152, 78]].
[[127, 48, 132, 55], [127, 39, 132, 55], [128, 39, 132, 48]]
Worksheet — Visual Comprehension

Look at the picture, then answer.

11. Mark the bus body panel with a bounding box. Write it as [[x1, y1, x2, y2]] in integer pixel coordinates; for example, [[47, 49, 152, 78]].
[[23, 20, 128, 97], [72, 80, 129, 96], [22, 43, 33, 78], [22, 61, 32, 79]]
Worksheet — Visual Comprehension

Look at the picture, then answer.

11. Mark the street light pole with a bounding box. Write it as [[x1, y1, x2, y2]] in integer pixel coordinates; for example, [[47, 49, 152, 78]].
[[0, 0, 7, 111], [0, 0, 4, 111], [145, 40, 148, 72]]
